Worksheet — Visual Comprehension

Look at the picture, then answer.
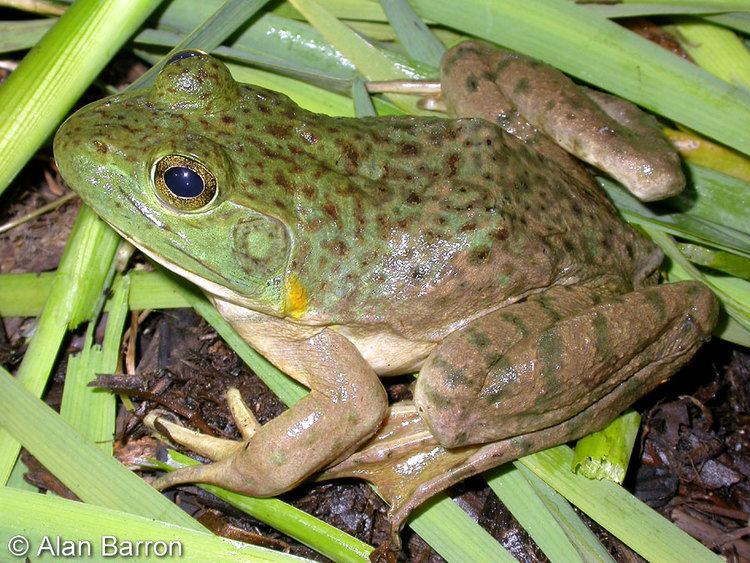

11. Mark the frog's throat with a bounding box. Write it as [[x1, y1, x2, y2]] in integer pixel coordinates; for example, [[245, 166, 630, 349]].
[[111, 225, 283, 316]]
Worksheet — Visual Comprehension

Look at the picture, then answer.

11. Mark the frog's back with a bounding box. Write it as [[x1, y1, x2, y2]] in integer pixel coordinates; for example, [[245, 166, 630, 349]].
[[269, 104, 659, 336]]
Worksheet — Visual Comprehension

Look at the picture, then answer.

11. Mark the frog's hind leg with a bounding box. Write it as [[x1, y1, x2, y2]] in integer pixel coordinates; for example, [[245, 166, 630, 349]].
[[414, 280, 718, 449]]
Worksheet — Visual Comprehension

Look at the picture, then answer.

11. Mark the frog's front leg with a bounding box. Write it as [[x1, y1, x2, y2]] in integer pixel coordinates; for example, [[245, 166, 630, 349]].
[[149, 306, 388, 496], [414, 280, 717, 449]]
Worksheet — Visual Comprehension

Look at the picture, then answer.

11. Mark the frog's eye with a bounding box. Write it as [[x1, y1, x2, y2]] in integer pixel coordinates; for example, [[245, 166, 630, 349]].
[[153, 155, 217, 211], [164, 49, 206, 66]]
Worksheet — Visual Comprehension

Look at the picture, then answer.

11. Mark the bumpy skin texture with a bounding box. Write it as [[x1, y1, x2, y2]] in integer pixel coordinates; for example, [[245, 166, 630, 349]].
[[54, 48, 717, 516], [441, 41, 685, 201]]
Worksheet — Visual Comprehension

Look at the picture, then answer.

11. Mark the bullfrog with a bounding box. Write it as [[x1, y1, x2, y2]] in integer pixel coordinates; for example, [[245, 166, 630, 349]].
[[53, 42, 717, 534]]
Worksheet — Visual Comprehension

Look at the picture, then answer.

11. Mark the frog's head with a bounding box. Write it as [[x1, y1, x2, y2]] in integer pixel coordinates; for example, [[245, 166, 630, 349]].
[[54, 51, 292, 316]]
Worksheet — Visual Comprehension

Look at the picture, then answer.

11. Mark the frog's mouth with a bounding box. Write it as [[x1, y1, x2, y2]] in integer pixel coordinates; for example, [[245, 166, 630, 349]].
[[109, 214, 275, 313]]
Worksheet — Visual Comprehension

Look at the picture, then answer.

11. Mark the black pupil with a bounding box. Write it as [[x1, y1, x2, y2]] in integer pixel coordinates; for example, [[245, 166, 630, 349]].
[[165, 50, 201, 65], [163, 166, 204, 198]]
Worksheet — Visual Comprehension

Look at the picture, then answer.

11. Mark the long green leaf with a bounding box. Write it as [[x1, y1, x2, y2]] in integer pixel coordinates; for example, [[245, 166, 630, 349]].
[[0, 366, 203, 530], [1, 487, 306, 562], [521, 446, 721, 563], [0, 0, 162, 195], [0, 207, 119, 484], [162, 451, 372, 562]]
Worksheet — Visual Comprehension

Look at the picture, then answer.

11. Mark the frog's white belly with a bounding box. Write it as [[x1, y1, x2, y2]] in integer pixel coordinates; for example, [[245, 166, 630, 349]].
[[330, 325, 434, 376]]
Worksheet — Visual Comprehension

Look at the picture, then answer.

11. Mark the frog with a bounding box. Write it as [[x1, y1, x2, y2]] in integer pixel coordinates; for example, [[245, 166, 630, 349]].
[[53, 42, 717, 538]]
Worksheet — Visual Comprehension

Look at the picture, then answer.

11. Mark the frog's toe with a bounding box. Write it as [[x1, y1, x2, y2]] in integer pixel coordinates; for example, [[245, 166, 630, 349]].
[[225, 387, 260, 441], [144, 410, 245, 462], [145, 387, 260, 461]]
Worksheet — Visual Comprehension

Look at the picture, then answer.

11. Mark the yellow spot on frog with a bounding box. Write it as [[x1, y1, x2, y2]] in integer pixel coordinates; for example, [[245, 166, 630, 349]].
[[284, 274, 309, 318]]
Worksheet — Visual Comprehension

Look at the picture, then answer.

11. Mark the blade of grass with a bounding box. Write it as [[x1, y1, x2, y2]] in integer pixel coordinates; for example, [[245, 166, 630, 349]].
[[0, 207, 119, 485], [616, 0, 750, 11], [514, 463, 617, 562], [0, 0, 162, 195], [582, 3, 744, 17], [0, 19, 55, 53], [129, 0, 275, 91], [1, 487, 307, 562], [160, 451, 373, 562], [379, 0, 445, 67], [678, 242, 750, 278], [59, 275, 130, 452], [135, 29, 355, 93], [670, 19, 750, 89], [409, 0, 750, 154], [0, 365, 204, 530], [287, 0, 432, 113], [486, 464, 604, 561], [520, 446, 722, 562], [645, 226, 750, 332], [703, 12, 750, 33], [408, 494, 516, 562]]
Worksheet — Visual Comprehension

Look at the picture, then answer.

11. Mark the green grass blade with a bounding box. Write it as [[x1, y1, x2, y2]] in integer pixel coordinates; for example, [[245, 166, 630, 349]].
[[352, 77, 377, 117], [0, 207, 119, 484], [602, 172, 750, 257], [0, 19, 55, 53], [514, 463, 617, 562], [129, 0, 274, 91], [135, 28, 355, 93], [409, 0, 750, 154], [1, 487, 307, 562], [583, 3, 746, 17], [379, 0, 445, 67], [0, 365, 204, 530], [0, 273, 51, 317], [520, 446, 722, 562], [59, 275, 130, 452], [714, 315, 750, 346], [646, 227, 750, 332], [161, 451, 373, 562], [408, 494, 516, 562], [487, 465, 601, 561], [0, 0, 162, 195], [703, 12, 750, 33], [671, 20, 750, 89], [617, 0, 750, 10], [287, 0, 430, 113], [678, 242, 750, 278]]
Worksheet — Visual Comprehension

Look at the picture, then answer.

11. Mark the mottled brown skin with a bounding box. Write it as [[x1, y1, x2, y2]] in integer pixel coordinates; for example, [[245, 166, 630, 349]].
[[441, 41, 685, 201], [54, 46, 717, 532]]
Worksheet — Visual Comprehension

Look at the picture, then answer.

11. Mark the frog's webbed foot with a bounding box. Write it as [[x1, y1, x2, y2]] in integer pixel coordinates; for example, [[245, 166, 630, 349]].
[[146, 389, 258, 461], [144, 318, 389, 498], [145, 388, 259, 490]]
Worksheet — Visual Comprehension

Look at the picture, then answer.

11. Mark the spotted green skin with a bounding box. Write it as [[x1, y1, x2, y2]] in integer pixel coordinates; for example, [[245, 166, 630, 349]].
[[55, 53, 657, 334], [54, 50, 717, 503]]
